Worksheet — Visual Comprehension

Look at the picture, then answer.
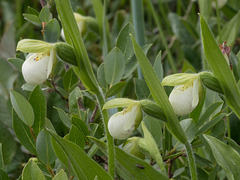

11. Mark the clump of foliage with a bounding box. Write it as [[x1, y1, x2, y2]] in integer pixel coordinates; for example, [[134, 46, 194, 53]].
[[1, 0, 240, 179]]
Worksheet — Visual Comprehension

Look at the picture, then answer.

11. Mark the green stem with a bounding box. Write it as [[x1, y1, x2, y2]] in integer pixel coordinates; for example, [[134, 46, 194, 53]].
[[185, 142, 197, 180], [145, 0, 177, 73], [96, 90, 115, 178], [131, 0, 145, 79], [215, 0, 221, 36]]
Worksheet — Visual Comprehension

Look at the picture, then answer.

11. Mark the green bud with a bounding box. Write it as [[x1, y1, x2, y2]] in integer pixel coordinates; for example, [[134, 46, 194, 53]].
[[199, 72, 223, 94], [139, 100, 166, 121], [122, 137, 145, 159], [54, 42, 77, 66]]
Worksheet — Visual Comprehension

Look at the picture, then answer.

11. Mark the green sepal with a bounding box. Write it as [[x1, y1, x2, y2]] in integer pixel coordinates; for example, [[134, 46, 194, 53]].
[[139, 100, 166, 121], [16, 39, 54, 53], [103, 98, 138, 109], [199, 72, 223, 94], [55, 42, 77, 66]]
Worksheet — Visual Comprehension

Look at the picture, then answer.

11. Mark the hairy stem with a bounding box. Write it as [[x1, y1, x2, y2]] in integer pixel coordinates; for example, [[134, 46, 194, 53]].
[[96, 90, 115, 178]]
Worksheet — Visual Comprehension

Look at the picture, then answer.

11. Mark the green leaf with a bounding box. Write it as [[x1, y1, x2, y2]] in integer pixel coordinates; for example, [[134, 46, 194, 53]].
[[0, 169, 9, 180], [123, 44, 152, 79], [153, 50, 164, 81], [224, 137, 240, 154], [168, 13, 195, 44], [71, 116, 89, 138], [138, 122, 166, 174], [134, 78, 150, 100], [48, 130, 112, 180], [44, 18, 60, 43], [68, 87, 83, 115], [203, 134, 240, 180], [55, 0, 99, 94], [53, 169, 68, 180], [196, 113, 226, 135], [23, 13, 41, 26], [104, 47, 125, 86], [28, 6, 39, 16], [36, 129, 56, 165], [69, 125, 85, 149], [22, 159, 45, 180], [7, 58, 24, 72], [106, 81, 126, 97], [89, 137, 169, 180], [116, 23, 135, 61], [143, 116, 163, 148], [12, 109, 36, 155], [0, 122, 17, 165], [10, 90, 34, 126], [196, 102, 223, 128], [29, 85, 46, 136], [200, 14, 240, 118], [218, 11, 240, 46], [63, 68, 79, 92], [54, 107, 71, 128], [39, 7, 52, 23], [97, 64, 107, 89]]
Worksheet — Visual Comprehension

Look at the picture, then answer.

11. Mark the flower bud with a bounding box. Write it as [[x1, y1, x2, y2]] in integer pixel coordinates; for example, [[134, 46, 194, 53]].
[[162, 73, 202, 116], [61, 13, 87, 40], [54, 42, 77, 66], [21, 48, 56, 85], [139, 100, 166, 121], [107, 105, 142, 140], [199, 72, 223, 94], [122, 137, 145, 159]]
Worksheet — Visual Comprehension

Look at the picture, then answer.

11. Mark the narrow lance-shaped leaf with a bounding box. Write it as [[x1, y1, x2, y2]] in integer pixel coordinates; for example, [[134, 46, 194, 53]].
[[47, 130, 112, 180], [203, 134, 240, 180], [55, 0, 99, 94], [200, 14, 240, 118]]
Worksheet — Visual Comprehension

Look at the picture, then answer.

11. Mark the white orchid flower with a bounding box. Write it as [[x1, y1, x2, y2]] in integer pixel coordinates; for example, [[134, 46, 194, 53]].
[[17, 39, 56, 85], [103, 98, 142, 140], [162, 73, 202, 116], [61, 13, 87, 40]]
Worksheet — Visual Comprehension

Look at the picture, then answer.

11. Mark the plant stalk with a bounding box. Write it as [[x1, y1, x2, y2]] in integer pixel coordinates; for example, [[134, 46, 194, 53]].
[[96, 90, 115, 178], [185, 142, 197, 180]]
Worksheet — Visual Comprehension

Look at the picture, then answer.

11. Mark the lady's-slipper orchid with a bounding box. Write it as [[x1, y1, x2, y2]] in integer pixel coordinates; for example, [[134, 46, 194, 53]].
[[162, 73, 202, 116], [61, 13, 87, 40], [103, 98, 142, 140], [16, 39, 56, 85]]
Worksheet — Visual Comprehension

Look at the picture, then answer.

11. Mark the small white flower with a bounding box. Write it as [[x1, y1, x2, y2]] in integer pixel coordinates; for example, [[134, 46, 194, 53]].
[[169, 79, 200, 116], [108, 105, 142, 140], [22, 48, 55, 85], [61, 13, 87, 40]]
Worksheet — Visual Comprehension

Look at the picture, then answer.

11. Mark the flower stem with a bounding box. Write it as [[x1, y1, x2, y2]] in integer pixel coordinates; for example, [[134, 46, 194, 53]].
[[96, 90, 115, 178], [185, 142, 197, 180]]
